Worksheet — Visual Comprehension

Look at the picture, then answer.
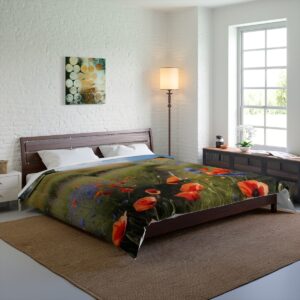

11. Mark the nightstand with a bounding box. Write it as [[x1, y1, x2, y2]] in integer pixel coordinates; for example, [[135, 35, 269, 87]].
[[0, 171, 22, 211]]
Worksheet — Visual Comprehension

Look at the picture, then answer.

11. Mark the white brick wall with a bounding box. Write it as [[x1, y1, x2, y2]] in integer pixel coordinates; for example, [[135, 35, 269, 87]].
[[0, 2, 213, 172], [164, 8, 212, 163], [0, 0, 168, 171]]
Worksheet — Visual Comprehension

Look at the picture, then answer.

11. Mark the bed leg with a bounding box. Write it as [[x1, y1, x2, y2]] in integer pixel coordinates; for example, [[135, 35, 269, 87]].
[[271, 203, 277, 213]]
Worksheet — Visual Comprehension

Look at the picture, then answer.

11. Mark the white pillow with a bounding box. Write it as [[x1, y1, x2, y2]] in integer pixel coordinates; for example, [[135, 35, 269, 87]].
[[38, 147, 99, 169], [99, 143, 153, 158]]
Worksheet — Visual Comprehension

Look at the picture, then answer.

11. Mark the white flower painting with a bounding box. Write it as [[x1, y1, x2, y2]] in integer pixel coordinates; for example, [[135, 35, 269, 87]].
[[65, 57, 106, 105]]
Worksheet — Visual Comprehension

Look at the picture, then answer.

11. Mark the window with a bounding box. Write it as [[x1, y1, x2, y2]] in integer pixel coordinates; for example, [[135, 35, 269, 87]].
[[238, 22, 287, 149]]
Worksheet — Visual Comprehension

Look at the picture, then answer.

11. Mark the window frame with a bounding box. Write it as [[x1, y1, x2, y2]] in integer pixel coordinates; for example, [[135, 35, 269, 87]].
[[237, 21, 287, 151]]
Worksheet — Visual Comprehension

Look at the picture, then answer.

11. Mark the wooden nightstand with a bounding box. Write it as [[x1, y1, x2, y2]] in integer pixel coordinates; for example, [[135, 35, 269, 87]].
[[0, 171, 22, 211]]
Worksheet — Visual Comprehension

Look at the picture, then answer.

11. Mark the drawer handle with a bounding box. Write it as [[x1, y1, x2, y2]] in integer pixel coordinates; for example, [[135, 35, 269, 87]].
[[0, 194, 2, 198]]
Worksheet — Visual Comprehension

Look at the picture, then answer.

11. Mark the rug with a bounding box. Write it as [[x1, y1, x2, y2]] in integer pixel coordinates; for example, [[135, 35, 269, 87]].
[[0, 210, 299, 300]]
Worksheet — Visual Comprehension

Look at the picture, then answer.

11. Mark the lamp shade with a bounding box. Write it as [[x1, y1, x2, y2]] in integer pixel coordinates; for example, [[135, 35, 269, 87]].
[[160, 67, 179, 90]]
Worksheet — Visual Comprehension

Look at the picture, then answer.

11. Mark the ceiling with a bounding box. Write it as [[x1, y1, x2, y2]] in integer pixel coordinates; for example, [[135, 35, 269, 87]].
[[107, 0, 260, 9]]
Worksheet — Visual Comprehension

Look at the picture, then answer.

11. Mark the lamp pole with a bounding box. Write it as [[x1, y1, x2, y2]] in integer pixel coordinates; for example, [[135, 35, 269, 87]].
[[167, 89, 172, 156], [159, 67, 179, 157]]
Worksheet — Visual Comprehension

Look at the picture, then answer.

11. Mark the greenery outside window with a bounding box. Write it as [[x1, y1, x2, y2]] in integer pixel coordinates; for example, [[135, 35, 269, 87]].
[[238, 21, 287, 150]]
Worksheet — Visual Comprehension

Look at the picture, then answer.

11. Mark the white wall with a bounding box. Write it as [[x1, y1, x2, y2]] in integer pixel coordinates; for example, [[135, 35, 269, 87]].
[[4, 0, 297, 174], [198, 8, 212, 160], [167, 8, 199, 162], [0, 0, 167, 171], [212, 0, 300, 154], [165, 7, 212, 163]]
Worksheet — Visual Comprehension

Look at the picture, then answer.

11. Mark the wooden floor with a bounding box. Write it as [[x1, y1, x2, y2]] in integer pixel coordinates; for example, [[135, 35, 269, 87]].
[[1, 203, 300, 300]]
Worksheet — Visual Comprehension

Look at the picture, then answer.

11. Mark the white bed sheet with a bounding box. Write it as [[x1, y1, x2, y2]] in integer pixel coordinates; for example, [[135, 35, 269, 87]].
[[26, 172, 44, 184], [20, 154, 157, 196]]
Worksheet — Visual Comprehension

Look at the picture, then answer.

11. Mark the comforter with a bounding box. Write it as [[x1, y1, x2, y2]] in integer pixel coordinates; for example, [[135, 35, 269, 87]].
[[20, 155, 277, 257]]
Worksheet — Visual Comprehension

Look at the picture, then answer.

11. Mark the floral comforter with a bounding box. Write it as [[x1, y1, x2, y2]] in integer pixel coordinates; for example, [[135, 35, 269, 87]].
[[20, 155, 277, 257]]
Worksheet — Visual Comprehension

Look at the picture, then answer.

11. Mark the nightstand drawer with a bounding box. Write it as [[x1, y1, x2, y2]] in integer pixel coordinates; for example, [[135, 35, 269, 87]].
[[0, 175, 19, 190], [0, 188, 18, 202]]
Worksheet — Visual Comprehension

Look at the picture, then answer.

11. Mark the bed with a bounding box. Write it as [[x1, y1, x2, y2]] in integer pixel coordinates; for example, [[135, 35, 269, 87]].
[[20, 128, 277, 257]]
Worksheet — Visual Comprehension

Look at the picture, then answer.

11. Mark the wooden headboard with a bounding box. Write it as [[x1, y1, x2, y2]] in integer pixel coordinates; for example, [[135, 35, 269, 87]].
[[20, 128, 153, 186]]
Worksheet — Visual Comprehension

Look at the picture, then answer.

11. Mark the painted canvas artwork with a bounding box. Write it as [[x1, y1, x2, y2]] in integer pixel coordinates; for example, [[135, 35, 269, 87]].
[[65, 57, 106, 105]]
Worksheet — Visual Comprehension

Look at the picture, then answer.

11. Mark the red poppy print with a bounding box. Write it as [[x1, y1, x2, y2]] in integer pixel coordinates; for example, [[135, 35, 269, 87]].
[[200, 167, 209, 172], [95, 190, 112, 197], [71, 199, 77, 208], [112, 212, 127, 247], [167, 176, 180, 184], [145, 188, 161, 195], [205, 168, 231, 175], [103, 191, 112, 196], [180, 183, 204, 192], [133, 197, 157, 212], [175, 191, 200, 201], [95, 190, 103, 197], [109, 183, 119, 188], [237, 180, 269, 198], [119, 187, 134, 193]]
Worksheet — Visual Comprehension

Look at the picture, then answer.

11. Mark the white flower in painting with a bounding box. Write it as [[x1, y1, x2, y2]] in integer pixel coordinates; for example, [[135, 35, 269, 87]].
[[66, 79, 73, 88], [66, 94, 73, 103], [66, 64, 73, 72], [69, 57, 79, 65]]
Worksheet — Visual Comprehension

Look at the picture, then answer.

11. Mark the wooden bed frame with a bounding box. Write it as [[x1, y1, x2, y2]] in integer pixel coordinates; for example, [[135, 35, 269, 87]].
[[20, 128, 153, 186], [20, 128, 277, 239]]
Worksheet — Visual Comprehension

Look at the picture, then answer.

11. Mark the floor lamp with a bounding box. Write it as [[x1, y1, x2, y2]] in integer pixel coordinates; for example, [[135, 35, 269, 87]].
[[160, 67, 179, 156]]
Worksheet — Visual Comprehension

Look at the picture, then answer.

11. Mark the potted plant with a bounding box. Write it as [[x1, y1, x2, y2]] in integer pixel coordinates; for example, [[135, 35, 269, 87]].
[[237, 140, 253, 153]]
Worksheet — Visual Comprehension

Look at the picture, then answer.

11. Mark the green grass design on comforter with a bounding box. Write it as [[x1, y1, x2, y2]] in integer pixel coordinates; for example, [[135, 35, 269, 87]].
[[21, 157, 277, 257]]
